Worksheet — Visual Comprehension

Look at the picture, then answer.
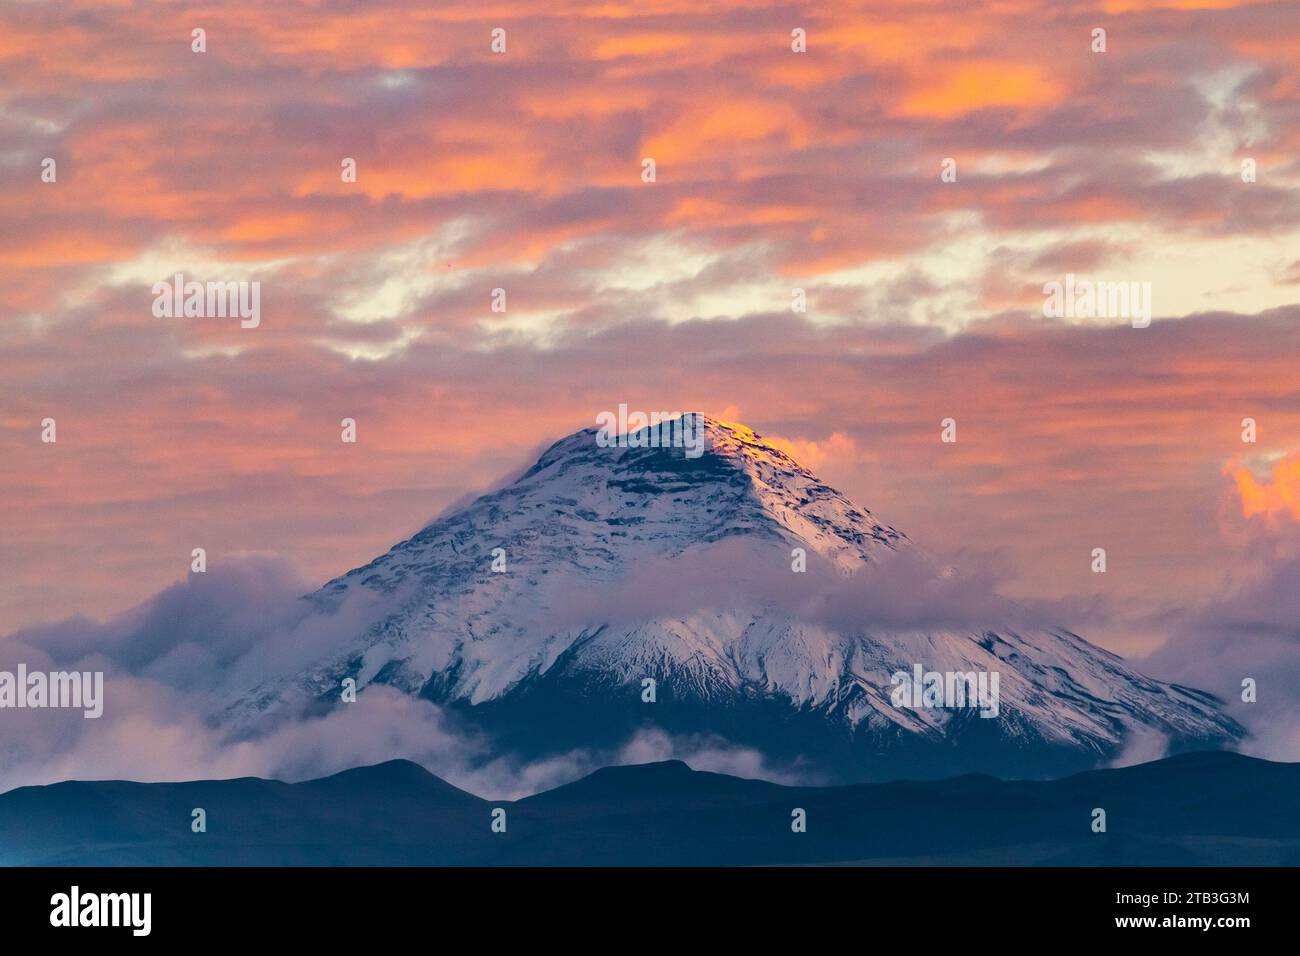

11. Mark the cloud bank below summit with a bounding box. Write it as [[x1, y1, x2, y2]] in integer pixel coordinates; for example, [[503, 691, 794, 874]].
[[2, 497, 1292, 794], [0, 552, 831, 797]]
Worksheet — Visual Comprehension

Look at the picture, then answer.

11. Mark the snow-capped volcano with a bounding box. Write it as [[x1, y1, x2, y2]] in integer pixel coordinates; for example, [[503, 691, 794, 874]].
[[233, 415, 1242, 781]]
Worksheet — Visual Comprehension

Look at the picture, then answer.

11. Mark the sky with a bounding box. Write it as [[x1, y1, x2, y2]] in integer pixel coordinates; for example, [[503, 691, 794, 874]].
[[2, 0, 1298, 672]]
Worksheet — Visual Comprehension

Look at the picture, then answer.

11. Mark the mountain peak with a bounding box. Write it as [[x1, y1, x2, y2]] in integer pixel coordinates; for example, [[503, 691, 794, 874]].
[[230, 415, 1242, 782], [504, 413, 905, 572], [529, 413, 803, 469], [524, 412, 800, 474]]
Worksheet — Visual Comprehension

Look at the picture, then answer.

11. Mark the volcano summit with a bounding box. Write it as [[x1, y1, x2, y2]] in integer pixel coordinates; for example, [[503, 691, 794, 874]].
[[230, 416, 1242, 782]]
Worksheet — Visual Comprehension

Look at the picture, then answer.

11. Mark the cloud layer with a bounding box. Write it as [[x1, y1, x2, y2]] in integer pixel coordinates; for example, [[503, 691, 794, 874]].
[[0, 554, 814, 796]]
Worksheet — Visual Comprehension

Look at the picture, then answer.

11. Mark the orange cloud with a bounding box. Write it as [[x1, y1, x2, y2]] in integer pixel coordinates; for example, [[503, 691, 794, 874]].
[[1231, 453, 1300, 522], [643, 99, 810, 164], [898, 62, 1064, 119], [764, 432, 858, 472]]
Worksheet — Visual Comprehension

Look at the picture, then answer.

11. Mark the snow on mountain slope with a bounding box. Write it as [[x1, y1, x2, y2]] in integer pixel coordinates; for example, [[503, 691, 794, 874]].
[[227, 416, 1241, 779]]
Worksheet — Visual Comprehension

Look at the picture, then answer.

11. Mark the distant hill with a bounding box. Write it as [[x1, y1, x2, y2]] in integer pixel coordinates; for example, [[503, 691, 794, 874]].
[[1, 751, 1295, 866]]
